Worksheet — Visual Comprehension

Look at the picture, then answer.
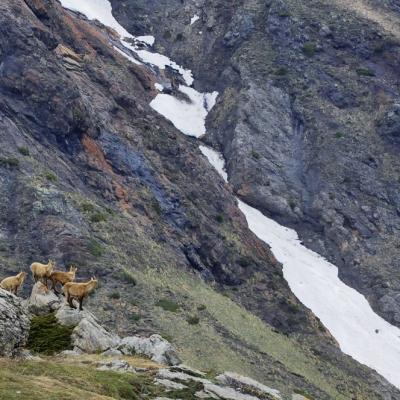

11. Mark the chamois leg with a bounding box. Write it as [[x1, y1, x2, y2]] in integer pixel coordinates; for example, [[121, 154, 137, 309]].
[[52, 280, 59, 294], [79, 297, 84, 311], [67, 294, 76, 309]]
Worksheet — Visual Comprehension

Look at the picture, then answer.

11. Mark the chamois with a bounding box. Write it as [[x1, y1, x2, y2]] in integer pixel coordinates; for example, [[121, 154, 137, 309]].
[[30, 260, 55, 287], [0, 272, 27, 295], [63, 277, 98, 311], [50, 265, 77, 294]]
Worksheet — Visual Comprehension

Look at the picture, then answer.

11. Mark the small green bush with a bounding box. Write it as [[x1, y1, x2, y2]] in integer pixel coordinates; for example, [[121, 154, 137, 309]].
[[215, 214, 224, 223], [187, 315, 200, 325], [156, 299, 180, 312], [130, 313, 141, 322], [44, 170, 58, 182], [109, 291, 120, 299], [356, 67, 375, 77], [88, 238, 104, 257], [251, 150, 260, 160], [302, 42, 317, 57], [197, 304, 207, 311], [17, 147, 30, 156], [90, 212, 107, 223], [0, 157, 19, 168], [27, 313, 75, 355], [274, 66, 288, 76], [335, 131, 345, 139], [81, 201, 95, 213], [121, 269, 137, 285], [238, 256, 252, 268]]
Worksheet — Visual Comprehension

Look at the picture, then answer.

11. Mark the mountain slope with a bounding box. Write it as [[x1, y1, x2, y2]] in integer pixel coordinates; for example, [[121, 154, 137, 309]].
[[0, 0, 399, 398]]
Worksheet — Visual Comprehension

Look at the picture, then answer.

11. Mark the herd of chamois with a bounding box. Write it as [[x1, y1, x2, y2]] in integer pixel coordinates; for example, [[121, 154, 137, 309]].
[[0, 260, 98, 311]]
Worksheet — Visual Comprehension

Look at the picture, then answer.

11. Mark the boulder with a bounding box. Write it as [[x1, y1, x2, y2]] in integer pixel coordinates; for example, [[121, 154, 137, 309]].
[[25, 282, 61, 315], [203, 383, 259, 400], [216, 372, 282, 399], [56, 304, 120, 353], [0, 288, 30, 357], [119, 334, 181, 365], [96, 359, 136, 373]]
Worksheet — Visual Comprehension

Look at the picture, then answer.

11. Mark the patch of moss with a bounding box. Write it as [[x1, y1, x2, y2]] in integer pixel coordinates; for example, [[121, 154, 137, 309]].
[[27, 313, 75, 355], [156, 299, 180, 312]]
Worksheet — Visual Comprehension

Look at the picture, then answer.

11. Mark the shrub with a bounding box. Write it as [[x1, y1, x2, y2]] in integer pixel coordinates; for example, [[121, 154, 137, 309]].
[[302, 42, 317, 57], [186, 315, 200, 325], [17, 147, 30, 156], [251, 150, 260, 160], [44, 170, 58, 182], [27, 313, 75, 355], [121, 269, 137, 285], [130, 313, 141, 322], [197, 304, 207, 311], [156, 299, 180, 312], [215, 214, 224, 223], [335, 131, 345, 139], [356, 67, 375, 77], [90, 212, 107, 223], [109, 291, 120, 299], [0, 157, 19, 168], [88, 238, 104, 257], [81, 201, 95, 213], [274, 66, 288, 76], [238, 256, 252, 268]]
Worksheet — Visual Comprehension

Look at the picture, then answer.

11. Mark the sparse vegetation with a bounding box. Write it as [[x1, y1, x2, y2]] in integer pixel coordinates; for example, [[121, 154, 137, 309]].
[[274, 66, 288, 76], [121, 269, 137, 285], [81, 201, 95, 213], [27, 313, 75, 355], [335, 131, 345, 139], [44, 170, 58, 182], [109, 291, 120, 300], [197, 304, 207, 311], [251, 150, 260, 160], [130, 313, 141, 322], [90, 212, 107, 223], [356, 67, 375, 77], [156, 298, 180, 312], [215, 214, 224, 223], [17, 147, 30, 156], [88, 238, 104, 257], [187, 315, 200, 325], [302, 42, 317, 57], [0, 157, 19, 168]]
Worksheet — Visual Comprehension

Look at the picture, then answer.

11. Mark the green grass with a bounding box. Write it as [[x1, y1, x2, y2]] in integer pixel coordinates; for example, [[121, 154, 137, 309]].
[[121, 269, 137, 285], [90, 212, 107, 223], [215, 214, 224, 223], [156, 299, 180, 313], [186, 315, 200, 325], [81, 201, 95, 213], [109, 291, 121, 300], [44, 170, 58, 182], [251, 150, 261, 160], [26, 313, 75, 356]]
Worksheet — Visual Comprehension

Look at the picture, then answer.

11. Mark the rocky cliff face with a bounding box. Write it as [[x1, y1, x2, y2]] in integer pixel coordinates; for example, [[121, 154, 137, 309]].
[[1, 0, 400, 398], [111, 0, 400, 328]]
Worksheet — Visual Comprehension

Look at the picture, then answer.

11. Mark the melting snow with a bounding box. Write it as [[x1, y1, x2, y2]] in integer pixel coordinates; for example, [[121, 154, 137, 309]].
[[154, 83, 164, 92], [201, 146, 400, 389], [150, 86, 218, 138], [60, 0, 400, 389], [59, 0, 194, 86], [190, 15, 200, 25], [136, 35, 155, 46]]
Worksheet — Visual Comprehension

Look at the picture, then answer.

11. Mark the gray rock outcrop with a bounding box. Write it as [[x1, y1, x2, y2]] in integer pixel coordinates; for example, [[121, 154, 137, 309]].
[[0, 288, 30, 357], [24, 282, 61, 315]]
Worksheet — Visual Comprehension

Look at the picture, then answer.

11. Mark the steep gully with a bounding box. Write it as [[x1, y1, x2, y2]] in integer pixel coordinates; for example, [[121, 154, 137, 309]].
[[60, 0, 400, 389]]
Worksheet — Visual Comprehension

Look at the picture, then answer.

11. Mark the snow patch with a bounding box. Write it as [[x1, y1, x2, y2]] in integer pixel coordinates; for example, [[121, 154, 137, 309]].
[[136, 35, 155, 46], [154, 83, 164, 92], [150, 86, 218, 138], [199, 146, 228, 182], [190, 15, 200, 25]]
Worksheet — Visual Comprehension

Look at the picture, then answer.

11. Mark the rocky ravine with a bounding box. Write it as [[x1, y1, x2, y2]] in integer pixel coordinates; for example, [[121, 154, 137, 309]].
[[0, 0, 400, 398], [110, 0, 400, 328]]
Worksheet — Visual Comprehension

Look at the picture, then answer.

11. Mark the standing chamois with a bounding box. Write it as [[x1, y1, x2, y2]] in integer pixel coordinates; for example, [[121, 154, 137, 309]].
[[30, 260, 55, 287], [63, 277, 98, 311], [49, 265, 77, 294], [0, 272, 27, 296]]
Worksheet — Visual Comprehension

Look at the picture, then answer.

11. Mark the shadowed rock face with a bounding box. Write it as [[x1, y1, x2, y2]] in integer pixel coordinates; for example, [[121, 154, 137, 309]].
[[1, 0, 400, 398], [0, 288, 30, 356], [111, 0, 400, 327]]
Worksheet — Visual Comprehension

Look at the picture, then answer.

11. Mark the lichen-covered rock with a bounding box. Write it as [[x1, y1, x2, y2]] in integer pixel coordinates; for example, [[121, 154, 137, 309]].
[[216, 372, 282, 399], [119, 334, 181, 365], [0, 288, 30, 356], [25, 282, 61, 315]]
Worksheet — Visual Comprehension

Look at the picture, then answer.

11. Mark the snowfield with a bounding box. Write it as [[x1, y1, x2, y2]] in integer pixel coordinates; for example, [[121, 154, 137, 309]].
[[60, 0, 400, 389]]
